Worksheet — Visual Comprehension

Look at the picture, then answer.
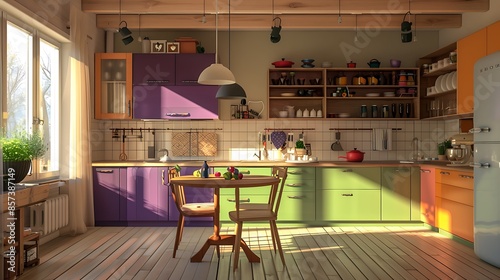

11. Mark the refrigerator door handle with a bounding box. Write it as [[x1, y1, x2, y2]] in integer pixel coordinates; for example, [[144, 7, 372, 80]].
[[471, 162, 491, 168], [469, 127, 491, 133]]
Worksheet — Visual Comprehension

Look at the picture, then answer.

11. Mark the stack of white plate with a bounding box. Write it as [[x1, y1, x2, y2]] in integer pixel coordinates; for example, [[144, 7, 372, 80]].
[[434, 71, 457, 93]]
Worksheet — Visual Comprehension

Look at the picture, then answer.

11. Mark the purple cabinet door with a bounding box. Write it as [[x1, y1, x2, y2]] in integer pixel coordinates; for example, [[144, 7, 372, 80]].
[[133, 86, 162, 119], [127, 167, 160, 221], [157, 167, 170, 221], [168, 167, 214, 222], [161, 86, 218, 120], [132, 54, 175, 85], [175, 54, 215, 86], [93, 168, 127, 223]]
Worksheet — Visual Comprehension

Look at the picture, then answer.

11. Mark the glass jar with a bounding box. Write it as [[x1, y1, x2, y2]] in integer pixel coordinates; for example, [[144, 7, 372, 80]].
[[422, 64, 429, 74], [382, 105, 389, 118], [371, 105, 378, 118], [361, 105, 368, 118], [407, 73, 415, 86]]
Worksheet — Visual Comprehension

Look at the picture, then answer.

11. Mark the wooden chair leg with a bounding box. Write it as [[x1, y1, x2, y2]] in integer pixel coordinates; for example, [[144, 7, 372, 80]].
[[233, 222, 243, 271], [271, 220, 286, 267], [173, 215, 185, 258], [269, 221, 277, 252], [216, 245, 221, 258]]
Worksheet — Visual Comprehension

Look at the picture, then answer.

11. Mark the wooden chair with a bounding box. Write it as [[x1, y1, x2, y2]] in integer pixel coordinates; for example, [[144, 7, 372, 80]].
[[168, 168, 217, 258], [229, 166, 288, 270]]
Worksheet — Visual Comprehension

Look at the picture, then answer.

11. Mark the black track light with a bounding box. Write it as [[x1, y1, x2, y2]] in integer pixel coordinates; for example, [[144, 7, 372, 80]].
[[270, 17, 282, 43], [401, 12, 412, 43], [119, 21, 134, 45]]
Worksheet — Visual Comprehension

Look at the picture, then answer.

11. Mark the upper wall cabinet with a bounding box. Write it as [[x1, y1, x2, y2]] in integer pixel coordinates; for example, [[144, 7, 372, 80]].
[[95, 53, 133, 119], [175, 54, 215, 86], [132, 54, 176, 86], [132, 53, 215, 86]]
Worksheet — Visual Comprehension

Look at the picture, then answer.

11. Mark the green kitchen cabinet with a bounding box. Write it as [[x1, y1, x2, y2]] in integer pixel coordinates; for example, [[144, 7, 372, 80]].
[[316, 167, 381, 190], [279, 167, 316, 221], [381, 167, 420, 221], [316, 167, 381, 221], [319, 190, 381, 221]]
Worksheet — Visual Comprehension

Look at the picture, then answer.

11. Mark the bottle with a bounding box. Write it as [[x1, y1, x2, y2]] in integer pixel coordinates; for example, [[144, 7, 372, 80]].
[[371, 105, 378, 118], [201, 161, 209, 178], [382, 105, 389, 118], [399, 103, 404, 118], [391, 103, 397, 118]]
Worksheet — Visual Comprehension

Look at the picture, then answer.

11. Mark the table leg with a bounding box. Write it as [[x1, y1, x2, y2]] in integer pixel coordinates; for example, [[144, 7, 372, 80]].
[[190, 188, 260, 263]]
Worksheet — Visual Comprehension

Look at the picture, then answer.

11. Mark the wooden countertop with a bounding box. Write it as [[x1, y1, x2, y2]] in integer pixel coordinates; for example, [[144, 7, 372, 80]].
[[92, 160, 473, 172]]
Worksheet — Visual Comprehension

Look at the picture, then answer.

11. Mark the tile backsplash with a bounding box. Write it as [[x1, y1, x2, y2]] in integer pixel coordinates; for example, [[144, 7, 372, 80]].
[[91, 119, 460, 162]]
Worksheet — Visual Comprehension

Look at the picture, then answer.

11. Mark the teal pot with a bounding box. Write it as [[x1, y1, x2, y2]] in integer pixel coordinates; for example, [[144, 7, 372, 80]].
[[3, 160, 31, 190]]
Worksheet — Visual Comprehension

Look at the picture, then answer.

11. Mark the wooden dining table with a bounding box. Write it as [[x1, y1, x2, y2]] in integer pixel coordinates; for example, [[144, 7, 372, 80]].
[[169, 175, 280, 263]]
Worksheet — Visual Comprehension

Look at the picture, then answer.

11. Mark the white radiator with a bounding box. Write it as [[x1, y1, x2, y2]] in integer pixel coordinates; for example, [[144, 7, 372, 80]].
[[29, 194, 69, 235]]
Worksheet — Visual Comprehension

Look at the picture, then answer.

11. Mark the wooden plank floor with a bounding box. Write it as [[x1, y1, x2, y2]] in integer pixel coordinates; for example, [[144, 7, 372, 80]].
[[19, 225, 500, 280]]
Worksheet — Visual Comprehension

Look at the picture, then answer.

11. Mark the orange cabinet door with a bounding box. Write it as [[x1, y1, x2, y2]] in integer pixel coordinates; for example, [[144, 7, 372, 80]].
[[487, 21, 500, 54], [457, 28, 487, 114]]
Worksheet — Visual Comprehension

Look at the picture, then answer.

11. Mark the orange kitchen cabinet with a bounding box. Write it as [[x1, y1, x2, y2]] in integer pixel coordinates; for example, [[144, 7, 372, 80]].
[[435, 168, 474, 242], [420, 167, 436, 226], [487, 20, 500, 54], [457, 28, 486, 115], [95, 53, 133, 119]]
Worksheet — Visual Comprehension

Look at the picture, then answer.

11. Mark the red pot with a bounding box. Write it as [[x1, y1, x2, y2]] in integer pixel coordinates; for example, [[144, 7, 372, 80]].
[[347, 61, 356, 68], [339, 148, 365, 162], [272, 58, 295, 68]]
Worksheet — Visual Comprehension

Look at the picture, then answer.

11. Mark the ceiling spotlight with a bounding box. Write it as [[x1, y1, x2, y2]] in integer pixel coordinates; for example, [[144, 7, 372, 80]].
[[270, 17, 282, 43], [119, 21, 134, 45]]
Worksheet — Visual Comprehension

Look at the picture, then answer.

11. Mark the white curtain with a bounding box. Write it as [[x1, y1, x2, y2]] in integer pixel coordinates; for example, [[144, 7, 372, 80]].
[[60, 3, 94, 234]]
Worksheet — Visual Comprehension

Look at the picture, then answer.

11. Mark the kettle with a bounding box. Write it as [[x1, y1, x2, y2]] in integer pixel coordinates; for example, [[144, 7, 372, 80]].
[[367, 59, 381, 68]]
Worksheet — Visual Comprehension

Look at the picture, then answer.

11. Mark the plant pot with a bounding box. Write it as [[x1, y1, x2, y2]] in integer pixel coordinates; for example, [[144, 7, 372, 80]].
[[295, 148, 306, 157], [2, 160, 31, 190], [438, 155, 447, 161]]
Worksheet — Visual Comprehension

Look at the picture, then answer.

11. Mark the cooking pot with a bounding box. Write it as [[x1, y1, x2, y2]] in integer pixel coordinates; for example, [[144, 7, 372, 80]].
[[352, 75, 366, 85], [347, 61, 357, 68], [367, 59, 381, 68], [272, 58, 294, 68], [338, 148, 365, 162]]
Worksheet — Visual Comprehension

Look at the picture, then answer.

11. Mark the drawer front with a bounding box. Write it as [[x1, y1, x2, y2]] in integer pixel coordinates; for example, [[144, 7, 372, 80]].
[[284, 178, 316, 191], [436, 197, 474, 242], [317, 167, 381, 190], [436, 169, 474, 190], [317, 190, 381, 221], [279, 190, 315, 221], [436, 183, 473, 206], [287, 167, 315, 180]]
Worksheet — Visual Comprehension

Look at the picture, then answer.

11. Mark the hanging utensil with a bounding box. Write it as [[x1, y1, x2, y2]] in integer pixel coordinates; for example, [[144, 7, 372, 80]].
[[288, 132, 294, 148], [331, 131, 344, 151], [119, 133, 128, 160]]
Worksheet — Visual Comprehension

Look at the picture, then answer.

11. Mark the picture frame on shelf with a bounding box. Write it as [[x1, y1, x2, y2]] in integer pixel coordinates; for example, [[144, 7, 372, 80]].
[[166, 42, 180, 53], [151, 40, 167, 53]]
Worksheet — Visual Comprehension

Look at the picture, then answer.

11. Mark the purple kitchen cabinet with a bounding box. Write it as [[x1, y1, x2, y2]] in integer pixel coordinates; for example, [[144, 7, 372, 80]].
[[93, 167, 127, 225], [133, 85, 218, 120], [132, 53, 175, 85], [127, 167, 162, 222], [168, 166, 214, 223], [175, 54, 215, 86]]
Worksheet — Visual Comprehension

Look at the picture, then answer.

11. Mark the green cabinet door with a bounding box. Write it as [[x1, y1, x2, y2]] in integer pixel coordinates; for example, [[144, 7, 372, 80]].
[[317, 167, 381, 190], [318, 190, 381, 221], [381, 167, 421, 221], [278, 190, 315, 221]]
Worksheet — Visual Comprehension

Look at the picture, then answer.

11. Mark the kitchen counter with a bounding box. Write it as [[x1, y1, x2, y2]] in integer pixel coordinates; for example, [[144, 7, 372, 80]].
[[91, 160, 473, 171]]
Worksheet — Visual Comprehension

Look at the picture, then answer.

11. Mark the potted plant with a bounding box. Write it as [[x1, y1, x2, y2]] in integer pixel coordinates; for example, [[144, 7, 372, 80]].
[[437, 139, 452, 160], [295, 139, 306, 157], [2, 131, 47, 188]]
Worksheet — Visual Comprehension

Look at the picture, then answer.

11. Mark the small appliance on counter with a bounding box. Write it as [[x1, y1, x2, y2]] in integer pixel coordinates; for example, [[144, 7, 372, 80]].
[[446, 133, 473, 166]]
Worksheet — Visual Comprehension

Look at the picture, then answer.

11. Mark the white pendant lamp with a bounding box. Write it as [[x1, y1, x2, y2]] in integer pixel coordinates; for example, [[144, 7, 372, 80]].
[[216, 0, 246, 99], [198, 0, 236, 85]]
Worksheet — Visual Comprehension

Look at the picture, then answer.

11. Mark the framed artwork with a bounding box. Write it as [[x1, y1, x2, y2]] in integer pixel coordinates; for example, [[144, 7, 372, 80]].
[[151, 40, 167, 53], [166, 42, 180, 53]]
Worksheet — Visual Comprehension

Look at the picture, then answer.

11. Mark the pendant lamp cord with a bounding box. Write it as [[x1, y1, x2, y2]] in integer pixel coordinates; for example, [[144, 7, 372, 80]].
[[215, 0, 219, 64], [228, 0, 231, 69]]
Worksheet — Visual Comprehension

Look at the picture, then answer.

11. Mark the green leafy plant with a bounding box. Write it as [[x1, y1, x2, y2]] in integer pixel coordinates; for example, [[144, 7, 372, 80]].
[[295, 140, 305, 149], [437, 139, 452, 155], [1, 131, 47, 161]]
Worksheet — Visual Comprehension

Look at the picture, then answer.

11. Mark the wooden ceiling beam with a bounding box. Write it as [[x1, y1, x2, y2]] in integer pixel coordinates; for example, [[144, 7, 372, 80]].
[[96, 14, 462, 30], [83, 0, 488, 15]]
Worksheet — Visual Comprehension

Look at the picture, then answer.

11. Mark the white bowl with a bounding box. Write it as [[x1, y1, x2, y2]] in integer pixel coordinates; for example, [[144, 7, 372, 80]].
[[278, 111, 288, 118]]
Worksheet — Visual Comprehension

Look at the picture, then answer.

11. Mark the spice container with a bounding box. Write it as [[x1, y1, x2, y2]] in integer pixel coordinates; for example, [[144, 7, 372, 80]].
[[382, 105, 389, 118], [371, 105, 378, 118], [361, 105, 368, 118], [422, 64, 429, 74]]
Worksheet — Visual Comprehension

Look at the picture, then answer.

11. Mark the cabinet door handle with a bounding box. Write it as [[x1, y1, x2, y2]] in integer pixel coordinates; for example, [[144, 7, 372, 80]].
[[97, 169, 114, 173], [162, 169, 165, 185], [287, 195, 306, 199], [181, 80, 199, 83], [342, 169, 353, 172], [420, 169, 431, 173], [341, 193, 353, 197], [127, 100, 131, 117], [227, 198, 250, 203], [440, 171, 450, 175], [147, 80, 170, 84], [471, 162, 490, 168], [286, 183, 304, 187], [288, 170, 304, 174], [469, 127, 491, 134], [459, 174, 474, 179]]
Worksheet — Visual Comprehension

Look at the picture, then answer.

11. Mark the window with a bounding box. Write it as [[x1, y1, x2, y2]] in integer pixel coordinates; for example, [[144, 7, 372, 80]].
[[3, 17, 60, 180]]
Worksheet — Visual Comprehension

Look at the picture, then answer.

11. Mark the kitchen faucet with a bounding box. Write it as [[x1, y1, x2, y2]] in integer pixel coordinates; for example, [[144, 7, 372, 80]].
[[159, 149, 170, 162], [253, 151, 261, 161], [411, 137, 420, 160]]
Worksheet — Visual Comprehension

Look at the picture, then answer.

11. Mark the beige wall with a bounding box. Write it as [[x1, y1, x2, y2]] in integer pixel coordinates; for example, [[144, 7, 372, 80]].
[[439, 1, 500, 47]]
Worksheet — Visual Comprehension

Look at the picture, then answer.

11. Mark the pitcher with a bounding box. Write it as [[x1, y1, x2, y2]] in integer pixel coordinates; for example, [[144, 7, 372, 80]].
[[285, 106, 295, 118]]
